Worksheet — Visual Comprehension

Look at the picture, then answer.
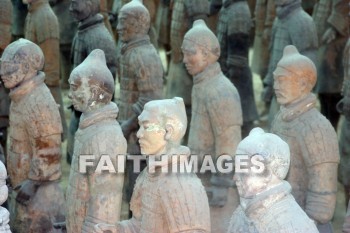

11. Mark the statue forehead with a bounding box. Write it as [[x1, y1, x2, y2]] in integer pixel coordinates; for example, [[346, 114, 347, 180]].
[[139, 107, 161, 123], [182, 39, 199, 53]]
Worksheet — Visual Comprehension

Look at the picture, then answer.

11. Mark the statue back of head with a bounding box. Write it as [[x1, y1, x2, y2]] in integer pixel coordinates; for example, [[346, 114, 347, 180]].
[[119, 0, 150, 35], [237, 127, 290, 180], [183, 19, 220, 60], [70, 49, 114, 104]]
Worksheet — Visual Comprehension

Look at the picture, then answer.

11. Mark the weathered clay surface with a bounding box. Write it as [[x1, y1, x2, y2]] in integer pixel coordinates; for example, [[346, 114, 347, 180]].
[[67, 0, 118, 163], [228, 127, 318, 233], [271, 45, 339, 232], [94, 97, 211, 233], [262, 0, 318, 125], [24, 0, 67, 140], [312, 0, 349, 129], [217, 0, 258, 137], [166, 0, 209, 117], [66, 49, 126, 233], [116, 0, 163, 208], [1, 39, 65, 233], [182, 19, 242, 233]]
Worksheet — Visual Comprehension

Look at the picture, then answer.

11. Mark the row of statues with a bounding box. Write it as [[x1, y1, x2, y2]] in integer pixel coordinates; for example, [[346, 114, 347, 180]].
[[0, 0, 349, 232]]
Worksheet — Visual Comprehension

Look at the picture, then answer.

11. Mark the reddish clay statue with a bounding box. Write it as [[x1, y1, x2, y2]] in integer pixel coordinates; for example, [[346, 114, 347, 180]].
[[166, 0, 209, 141], [94, 97, 211, 233], [66, 49, 126, 233], [116, 0, 163, 208], [271, 45, 339, 233], [216, 0, 258, 137], [262, 0, 318, 126], [1, 39, 65, 233], [67, 0, 118, 164], [228, 128, 318, 233], [24, 0, 67, 140], [182, 19, 242, 233], [312, 0, 349, 130]]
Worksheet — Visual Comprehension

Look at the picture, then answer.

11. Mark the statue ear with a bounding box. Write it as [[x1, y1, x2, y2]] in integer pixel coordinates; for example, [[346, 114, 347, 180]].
[[164, 123, 174, 141]]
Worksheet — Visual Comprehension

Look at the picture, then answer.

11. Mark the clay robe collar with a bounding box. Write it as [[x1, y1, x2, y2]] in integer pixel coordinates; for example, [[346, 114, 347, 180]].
[[79, 102, 119, 129], [121, 35, 151, 55], [147, 145, 191, 177], [28, 0, 48, 12], [78, 14, 104, 32], [241, 181, 292, 216], [193, 62, 221, 85], [9, 71, 45, 103], [280, 93, 316, 122]]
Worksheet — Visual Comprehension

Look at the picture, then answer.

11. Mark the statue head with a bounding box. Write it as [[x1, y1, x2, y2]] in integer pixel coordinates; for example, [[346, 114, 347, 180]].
[[137, 97, 187, 156], [68, 49, 114, 113], [117, 0, 150, 43], [0, 39, 44, 89], [234, 127, 290, 199], [70, 0, 100, 22], [182, 19, 220, 76], [273, 45, 316, 106]]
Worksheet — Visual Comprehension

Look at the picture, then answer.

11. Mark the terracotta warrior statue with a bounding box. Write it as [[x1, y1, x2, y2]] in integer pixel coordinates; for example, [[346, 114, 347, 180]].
[[216, 0, 259, 137], [228, 127, 318, 233], [0, 158, 11, 233], [312, 0, 348, 130], [67, 0, 118, 164], [0, 0, 13, 158], [24, 0, 67, 141], [182, 19, 242, 233], [271, 45, 339, 233], [262, 0, 318, 126], [94, 97, 211, 233], [116, 0, 163, 210], [66, 49, 126, 232], [0, 39, 65, 232], [166, 0, 209, 143], [338, 37, 350, 208]]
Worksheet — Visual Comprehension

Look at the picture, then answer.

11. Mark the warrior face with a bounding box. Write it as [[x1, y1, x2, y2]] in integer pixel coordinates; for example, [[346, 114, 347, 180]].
[[182, 39, 208, 76], [273, 66, 306, 106], [68, 75, 92, 113], [234, 153, 269, 199], [0, 49, 27, 90], [70, 0, 92, 22], [117, 11, 139, 43], [137, 107, 167, 156]]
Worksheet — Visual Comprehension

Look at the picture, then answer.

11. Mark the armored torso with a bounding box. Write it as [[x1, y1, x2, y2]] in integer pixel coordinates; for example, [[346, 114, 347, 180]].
[[72, 14, 118, 78], [271, 94, 339, 224]]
